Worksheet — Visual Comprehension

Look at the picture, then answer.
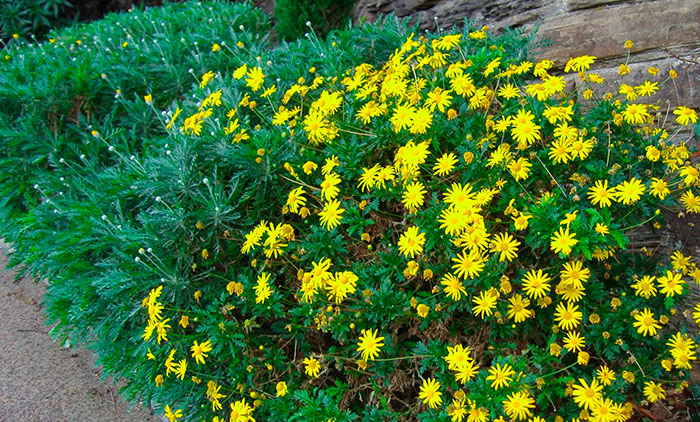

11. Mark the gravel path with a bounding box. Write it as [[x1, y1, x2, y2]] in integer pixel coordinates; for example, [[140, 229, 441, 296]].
[[0, 245, 156, 422]]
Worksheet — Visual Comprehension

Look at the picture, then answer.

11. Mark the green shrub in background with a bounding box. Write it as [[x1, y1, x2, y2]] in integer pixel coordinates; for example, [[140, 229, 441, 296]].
[[0, 0, 418, 417], [274, 0, 355, 41], [2, 2, 700, 422], [0, 0, 74, 40], [0, 1, 268, 229]]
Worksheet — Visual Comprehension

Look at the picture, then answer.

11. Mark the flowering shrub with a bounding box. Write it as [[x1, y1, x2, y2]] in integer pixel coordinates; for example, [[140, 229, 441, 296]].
[[2, 3, 700, 422], [134, 26, 700, 421]]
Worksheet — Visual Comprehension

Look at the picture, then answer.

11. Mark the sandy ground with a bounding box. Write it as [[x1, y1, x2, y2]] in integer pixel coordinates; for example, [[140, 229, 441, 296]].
[[0, 246, 157, 422]]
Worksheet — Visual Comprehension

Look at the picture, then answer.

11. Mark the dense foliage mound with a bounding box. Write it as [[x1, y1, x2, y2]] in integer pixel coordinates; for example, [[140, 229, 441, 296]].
[[1, 2, 699, 422]]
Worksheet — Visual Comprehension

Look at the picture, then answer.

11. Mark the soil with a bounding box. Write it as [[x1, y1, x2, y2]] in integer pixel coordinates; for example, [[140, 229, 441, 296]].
[[0, 243, 156, 422]]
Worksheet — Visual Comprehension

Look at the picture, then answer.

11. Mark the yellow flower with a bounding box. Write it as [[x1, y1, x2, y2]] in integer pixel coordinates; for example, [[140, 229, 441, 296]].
[[416, 303, 429, 318], [174, 358, 187, 380], [286, 187, 307, 214], [191, 340, 213, 365], [425, 87, 453, 112], [397, 226, 426, 258], [200, 71, 215, 88], [471, 290, 497, 318], [594, 223, 609, 236], [483, 57, 501, 77], [401, 181, 426, 211], [622, 103, 650, 125], [409, 107, 433, 134], [319, 199, 345, 230], [549, 342, 562, 357], [433, 33, 462, 50], [261, 84, 277, 98], [572, 378, 602, 410], [164, 405, 183, 422], [229, 399, 254, 422], [657, 270, 685, 297], [563, 330, 586, 352], [303, 356, 321, 378], [254, 272, 273, 303], [356, 328, 385, 361], [588, 179, 617, 207], [433, 152, 458, 176], [649, 178, 669, 199], [631, 275, 657, 299], [521, 269, 551, 299], [320, 172, 341, 201], [490, 232, 520, 262], [673, 106, 698, 126], [390, 103, 416, 132], [452, 249, 485, 280], [441, 273, 467, 301], [554, 302, 583, 331], [633, 308, 660, 336], [564, 55, 596, 72], [635, 81, 658, 96], [508, 158, 532, 181], [502, 390, 535, 421], [622, 370, 635, 383], [577, 350, 590, 365], [179, 315, 189, 329], [276, 381, 288, 397], [233, 64, 248, 79], [596, 365, 616, 386], [618, 63, 630, 75], [498, 83, 521, 99], [511, 119, 541, 147], [418, 378, 442, 409], [618, 83, 637, 101], [469, 29, 486, 40], [444, 344, 473, 371], [245, 66, 265, 92], [512, 212, 532, 231], [643, 381, 665, 403], [302, 161, 318, 174], [486, 362, 515, 390], [550, 226, 578, 256], [681, 190, 700, 213]]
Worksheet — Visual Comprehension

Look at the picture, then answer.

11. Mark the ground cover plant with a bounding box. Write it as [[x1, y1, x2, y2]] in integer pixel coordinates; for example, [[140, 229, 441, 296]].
[[1, 2, 700, 421], [274, 0, 356, 41], [0, 0, 75, 41]]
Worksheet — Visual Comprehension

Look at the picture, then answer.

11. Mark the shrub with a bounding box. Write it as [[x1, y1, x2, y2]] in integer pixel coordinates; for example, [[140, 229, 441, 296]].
[[2, 3, 700, 422], [0, 1, 268, 229], [127, 27, 700, 421], [0, 0, 74, 41], [274, 0, 355, 41]]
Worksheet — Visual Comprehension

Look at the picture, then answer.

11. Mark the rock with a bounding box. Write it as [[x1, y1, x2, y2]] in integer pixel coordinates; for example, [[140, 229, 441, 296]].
[[536, 0, 700, 65], [563, 0, 626, 12]]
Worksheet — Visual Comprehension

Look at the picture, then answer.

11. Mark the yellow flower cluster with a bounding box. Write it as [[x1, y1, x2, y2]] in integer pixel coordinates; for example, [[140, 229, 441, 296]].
[[147, 28, 700, 422]]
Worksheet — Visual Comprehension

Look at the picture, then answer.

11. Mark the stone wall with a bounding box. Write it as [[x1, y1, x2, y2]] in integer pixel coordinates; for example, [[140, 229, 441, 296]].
[[352, 0, 700, 109]]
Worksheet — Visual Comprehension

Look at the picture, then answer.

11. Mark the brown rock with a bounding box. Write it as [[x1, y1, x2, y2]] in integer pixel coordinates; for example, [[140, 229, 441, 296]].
[[536, 0, 700, 65], [563, 0, 626, 12]]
